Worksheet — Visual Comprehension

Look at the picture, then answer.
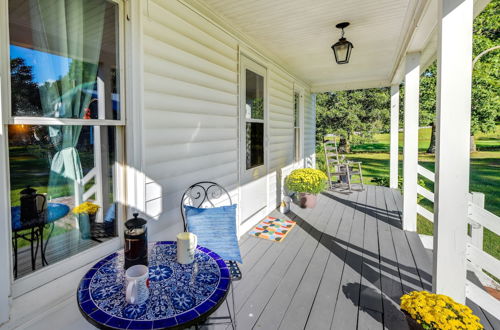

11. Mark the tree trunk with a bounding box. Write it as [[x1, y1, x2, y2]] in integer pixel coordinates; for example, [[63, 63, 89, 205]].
[[470, 135, 476, 152], [426, 123, 436, 154]]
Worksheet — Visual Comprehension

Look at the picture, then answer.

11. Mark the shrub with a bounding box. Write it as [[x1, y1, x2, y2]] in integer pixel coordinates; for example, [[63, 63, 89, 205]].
[[371, 175, 403, 190], [285, 168, 328, 194]]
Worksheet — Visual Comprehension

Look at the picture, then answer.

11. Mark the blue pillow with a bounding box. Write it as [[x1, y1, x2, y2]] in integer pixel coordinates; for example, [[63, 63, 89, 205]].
[[185, 204, 242, 263]]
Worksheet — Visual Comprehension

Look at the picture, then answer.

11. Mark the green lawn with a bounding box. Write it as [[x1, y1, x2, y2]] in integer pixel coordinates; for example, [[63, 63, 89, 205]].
[[317, 125, 500, 260], [8, 145, 96, 249]]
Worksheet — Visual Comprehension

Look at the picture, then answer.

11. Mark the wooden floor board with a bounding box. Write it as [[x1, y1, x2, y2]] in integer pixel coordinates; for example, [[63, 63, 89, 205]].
[[277, 193, 343, 330], [253, 195, 334, 329], [404, 231, 433, 291], [203, 185, 495, 330], [382, 187, 424, 294], [303, 190, 355, 330], [357, 186, 384, 330], [232, 210, 307, 312], [374, 186, 409, 330], [233, 209, 318, 330], [330, 188, 367, 330]]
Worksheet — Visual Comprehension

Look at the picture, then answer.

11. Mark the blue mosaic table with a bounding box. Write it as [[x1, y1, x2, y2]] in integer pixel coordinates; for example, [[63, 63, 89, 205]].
[[11, 203, 70, 231], [77, 241, 231, 329]]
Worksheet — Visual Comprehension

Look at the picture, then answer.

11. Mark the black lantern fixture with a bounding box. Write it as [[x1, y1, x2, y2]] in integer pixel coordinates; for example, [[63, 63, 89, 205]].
[[331, 22, 354, 64]]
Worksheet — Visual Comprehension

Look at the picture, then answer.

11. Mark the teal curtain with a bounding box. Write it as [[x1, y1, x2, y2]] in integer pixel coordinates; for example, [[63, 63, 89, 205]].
[[29, 0, 105, 201]]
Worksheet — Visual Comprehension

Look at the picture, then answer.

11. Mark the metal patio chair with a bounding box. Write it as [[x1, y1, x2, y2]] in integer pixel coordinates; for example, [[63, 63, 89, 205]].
[[323, 134, 364, 191], [180, 181, 241, 329]]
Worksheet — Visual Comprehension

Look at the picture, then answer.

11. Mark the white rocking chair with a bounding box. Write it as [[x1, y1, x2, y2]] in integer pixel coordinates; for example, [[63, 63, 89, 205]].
[[323, 134, 364, 191]]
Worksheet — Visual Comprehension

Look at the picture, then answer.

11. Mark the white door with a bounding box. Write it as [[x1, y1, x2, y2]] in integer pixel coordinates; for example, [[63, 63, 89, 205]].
[[239, 56, 268, 229]]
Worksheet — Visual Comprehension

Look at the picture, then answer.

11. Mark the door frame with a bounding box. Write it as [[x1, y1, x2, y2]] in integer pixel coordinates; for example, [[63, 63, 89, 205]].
[[238, 54, 269, 235]]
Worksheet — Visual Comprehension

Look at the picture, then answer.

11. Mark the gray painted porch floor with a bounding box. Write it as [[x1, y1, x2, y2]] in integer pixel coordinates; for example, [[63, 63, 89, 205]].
[[204, 185, 499, 330], [18, 185, 499, 330]]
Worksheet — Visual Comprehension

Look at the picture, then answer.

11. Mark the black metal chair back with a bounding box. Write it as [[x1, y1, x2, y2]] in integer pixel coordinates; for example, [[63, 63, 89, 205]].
[[180, 181, 233, 231]]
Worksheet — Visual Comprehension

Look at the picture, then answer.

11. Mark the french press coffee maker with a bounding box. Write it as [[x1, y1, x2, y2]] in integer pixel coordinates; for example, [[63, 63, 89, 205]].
[[124, 213, 148, 269], [20, 186, 46, 223]]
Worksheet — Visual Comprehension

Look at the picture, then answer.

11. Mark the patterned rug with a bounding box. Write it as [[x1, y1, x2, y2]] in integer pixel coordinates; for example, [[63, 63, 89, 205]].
[[248, 216, 296, 242]]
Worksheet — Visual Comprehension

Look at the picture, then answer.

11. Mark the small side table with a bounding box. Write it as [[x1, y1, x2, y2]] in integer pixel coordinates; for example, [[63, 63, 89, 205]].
[[77, 241, 231, 329]]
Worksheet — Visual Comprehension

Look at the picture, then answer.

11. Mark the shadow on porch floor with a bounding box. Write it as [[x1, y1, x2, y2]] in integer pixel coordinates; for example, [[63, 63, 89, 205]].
[[16, 186, 499, 330]]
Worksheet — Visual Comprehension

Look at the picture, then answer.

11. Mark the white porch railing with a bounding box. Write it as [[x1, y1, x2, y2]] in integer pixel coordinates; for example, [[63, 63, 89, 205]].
[[466, 196, 500, 319], [416, 164, 435, 222], [414, 164, 500, 319], [81, 167, 98, 202]]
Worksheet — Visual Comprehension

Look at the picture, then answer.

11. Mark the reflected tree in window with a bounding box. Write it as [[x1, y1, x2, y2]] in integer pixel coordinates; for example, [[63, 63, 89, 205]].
[[10, 58, 42, 117]]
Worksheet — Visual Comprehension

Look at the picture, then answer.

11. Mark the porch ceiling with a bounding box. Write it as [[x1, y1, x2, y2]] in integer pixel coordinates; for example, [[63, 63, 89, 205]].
[[194, 0, 422, 91]]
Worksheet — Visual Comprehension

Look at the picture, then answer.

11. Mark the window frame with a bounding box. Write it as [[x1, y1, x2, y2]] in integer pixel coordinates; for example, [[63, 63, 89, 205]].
[[0, 0, 127, 297], [293, 86, 304, 164], [239, 56, 268, 173]]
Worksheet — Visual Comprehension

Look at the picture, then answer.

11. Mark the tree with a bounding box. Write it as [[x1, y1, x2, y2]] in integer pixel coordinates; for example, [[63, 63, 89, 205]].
[[470, 0, 499, 150], [420, 64, 437, 153], [413, 1, 499, 152], [316, 88, 390, 152], [10, 58, 42, 116]]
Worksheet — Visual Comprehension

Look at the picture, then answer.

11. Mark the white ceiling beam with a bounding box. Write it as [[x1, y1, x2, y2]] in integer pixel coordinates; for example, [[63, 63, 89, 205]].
[[390, 0, 491, 85], [311, 80, 391, 93]]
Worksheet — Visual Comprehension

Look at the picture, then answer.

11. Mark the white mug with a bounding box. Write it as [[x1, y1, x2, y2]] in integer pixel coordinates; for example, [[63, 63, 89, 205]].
[[177, 232, 197, 264], [125, 265, 149, 305]]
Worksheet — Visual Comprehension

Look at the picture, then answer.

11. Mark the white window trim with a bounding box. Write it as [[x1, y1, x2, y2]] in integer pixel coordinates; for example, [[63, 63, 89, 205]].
[[0, 0, 129, 308], [239, 54, 268, 174], [0, 0, 12, 322], [293, 84, 305, 167]]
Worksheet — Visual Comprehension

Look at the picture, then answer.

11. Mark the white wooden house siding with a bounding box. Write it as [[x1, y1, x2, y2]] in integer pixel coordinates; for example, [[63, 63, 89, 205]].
[[141, 0, 239, 235], [140, 0, 315, 237], [268, 69, 294, 209]]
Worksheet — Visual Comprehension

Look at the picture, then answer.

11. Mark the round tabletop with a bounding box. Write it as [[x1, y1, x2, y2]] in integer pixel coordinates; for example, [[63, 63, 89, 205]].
[[11, 203, 70, 232], [77, 241, 231, 330]]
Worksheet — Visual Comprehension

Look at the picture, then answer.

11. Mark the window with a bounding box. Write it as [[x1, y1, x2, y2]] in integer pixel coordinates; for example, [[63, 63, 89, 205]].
[[245, 69, 265, 169], [293, 92, 301, 162], [7, 0, 123, 279]]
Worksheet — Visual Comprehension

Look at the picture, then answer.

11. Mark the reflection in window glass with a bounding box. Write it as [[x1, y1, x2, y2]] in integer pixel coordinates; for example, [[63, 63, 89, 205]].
[[246, 122, 264, 169], [245, 69, 264, 120], [8, 124, 118, 279], [9, 0, 120, 120]]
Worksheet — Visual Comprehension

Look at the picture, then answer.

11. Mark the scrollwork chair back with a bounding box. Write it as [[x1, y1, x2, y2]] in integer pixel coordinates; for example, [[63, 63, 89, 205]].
[[180, 181, 232, 231]]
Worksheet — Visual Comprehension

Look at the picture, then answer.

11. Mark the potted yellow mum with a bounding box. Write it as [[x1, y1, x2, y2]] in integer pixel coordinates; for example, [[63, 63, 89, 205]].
[[285, 168, 328, 208], [73, 201, 100, 239], [400, 291, 483, 330]]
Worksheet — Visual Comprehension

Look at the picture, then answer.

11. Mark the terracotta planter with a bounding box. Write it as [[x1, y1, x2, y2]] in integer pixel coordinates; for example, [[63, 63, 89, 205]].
[[299, 193, 317, 208], [402, 311, 425, 330]]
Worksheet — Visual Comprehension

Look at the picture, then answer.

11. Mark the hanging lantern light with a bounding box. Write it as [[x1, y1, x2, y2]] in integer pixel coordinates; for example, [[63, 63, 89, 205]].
[[331, 22, 354, 64]]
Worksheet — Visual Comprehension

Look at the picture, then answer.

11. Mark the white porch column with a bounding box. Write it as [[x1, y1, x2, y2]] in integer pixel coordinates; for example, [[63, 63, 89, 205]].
[[390, 85, 400, 189], [433, 0, 473, 303], [402, 52, 420, 232]]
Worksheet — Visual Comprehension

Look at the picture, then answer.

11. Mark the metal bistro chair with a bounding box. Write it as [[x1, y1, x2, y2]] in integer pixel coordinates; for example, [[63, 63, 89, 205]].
[[323, 134, 364, 191], [180, 181, 241, 329]]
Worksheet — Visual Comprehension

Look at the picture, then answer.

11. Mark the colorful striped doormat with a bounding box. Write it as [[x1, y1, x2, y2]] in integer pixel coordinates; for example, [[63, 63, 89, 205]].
[[248, 216, 296, 242]]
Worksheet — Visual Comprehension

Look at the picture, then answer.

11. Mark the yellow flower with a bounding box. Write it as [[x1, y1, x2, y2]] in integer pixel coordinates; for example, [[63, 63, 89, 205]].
[[285, 168, 328, 194], [400, 291, 483, 330], [73, 201, 100, 215]]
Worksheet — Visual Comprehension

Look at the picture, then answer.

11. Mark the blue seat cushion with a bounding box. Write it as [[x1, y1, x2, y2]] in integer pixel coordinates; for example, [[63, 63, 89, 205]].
[[185, 204, 242, 263]]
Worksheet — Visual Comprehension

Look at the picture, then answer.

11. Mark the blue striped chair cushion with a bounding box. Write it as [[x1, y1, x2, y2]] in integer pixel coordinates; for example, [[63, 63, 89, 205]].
[[185, 204, 242, 263]]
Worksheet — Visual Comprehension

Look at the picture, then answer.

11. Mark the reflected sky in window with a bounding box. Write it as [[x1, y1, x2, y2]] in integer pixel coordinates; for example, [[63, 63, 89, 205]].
[[10, 45, 72, 85]]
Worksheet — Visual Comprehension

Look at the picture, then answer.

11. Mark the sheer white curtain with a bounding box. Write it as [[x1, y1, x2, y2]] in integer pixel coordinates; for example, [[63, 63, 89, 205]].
[[29, 0, 106, 202]]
